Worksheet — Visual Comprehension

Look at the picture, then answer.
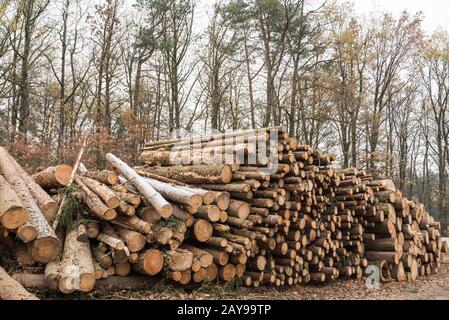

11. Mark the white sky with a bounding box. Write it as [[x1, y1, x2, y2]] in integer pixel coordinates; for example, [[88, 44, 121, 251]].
[[348, 0, 449, 33], [125, 0, 449, 34]]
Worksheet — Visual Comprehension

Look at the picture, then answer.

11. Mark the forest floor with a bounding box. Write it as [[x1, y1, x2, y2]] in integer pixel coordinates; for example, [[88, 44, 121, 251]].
[[31, 262, 449, 300]]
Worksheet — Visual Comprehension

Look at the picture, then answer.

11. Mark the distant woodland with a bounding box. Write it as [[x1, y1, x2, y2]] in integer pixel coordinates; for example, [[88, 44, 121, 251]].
[[0, 0, 448, 225]]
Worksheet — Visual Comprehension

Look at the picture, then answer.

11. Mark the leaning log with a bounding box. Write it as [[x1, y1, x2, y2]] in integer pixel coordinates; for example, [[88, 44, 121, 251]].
[[0, 267, 38, 300], [106, 153, 172, 218], [78, 176, 120, 209], [0, 148, 61, 263]]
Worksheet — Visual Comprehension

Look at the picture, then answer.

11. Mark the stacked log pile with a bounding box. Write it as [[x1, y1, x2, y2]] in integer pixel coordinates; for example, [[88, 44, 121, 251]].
[[42, 154, 228, 291], [138, 128, 307, 287], [362, 178, 444, 282], [332, 169, 446, 282], [330, 168, 373, 279], [0, 128, 446, 298]]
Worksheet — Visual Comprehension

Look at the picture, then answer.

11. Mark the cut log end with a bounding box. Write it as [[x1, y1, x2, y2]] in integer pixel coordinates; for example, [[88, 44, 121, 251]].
[[43, 202, 59, 221], [202, 191, 214, 205], [193, 268, 207, 283], [136, 249, 164, 276], [216, 192, 231, 211], [179, 269, 192, 285], [115, 262, 131, 277], [221, 165, 233, 184], [1, 207, 28, 230], [80, 274, 96, 292], [106, 197, 121, 209], [54, 164, 73, 186], [190, 195, 203, 209], [31, 237, 61, 263], [17, 225, 38, 243], [160, 204, 174, 219], [205, 263, 218, 282], [218, 264, 236, 282], [58, 277, 76, 294], [104, 209, 118, 221]]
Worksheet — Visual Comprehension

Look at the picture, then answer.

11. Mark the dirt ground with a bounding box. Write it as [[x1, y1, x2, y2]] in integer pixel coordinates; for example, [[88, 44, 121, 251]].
[[31, 263, 449, 300]]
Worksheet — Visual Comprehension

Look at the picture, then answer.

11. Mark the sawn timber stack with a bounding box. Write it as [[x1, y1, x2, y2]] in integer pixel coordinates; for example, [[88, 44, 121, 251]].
[[0, 127, 445, 297]]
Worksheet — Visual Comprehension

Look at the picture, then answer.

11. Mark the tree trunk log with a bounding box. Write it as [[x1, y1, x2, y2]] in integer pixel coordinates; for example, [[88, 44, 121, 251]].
[[106, 153, 172, 218], [77, 176, 120, 209], [227, 200, 250, 220], [192, 219, 213, 242], [14, 273, 160, 291], [142, 177, 202, 208], [74, 177, 117, 220], [0, 267, 38, 300], [32, 165, 72, 188], [166, 249, 193, 272], [0, 149, 60, 263], [139, 165, 232, 184], [218, 264, 236, 282], [0, 175, 28, 230], [133, 249, 164, 276], [84, 170, 118, 186], [110, 215, 151, 235], [59, 227, 95, 293], [117, 227, 146, 253], [0, 148, 58, 220], [180, 244, 213, 268]]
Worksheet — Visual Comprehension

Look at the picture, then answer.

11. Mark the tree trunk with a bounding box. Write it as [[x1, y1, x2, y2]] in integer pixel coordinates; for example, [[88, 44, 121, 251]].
[[84, 170, 118, 186], [204, 263, 218, 282], [166, 249, 193, 272], [59, 227, 95, 293], [17, 0, 33, 135], [227, 200, 250, 220], [96, 233, 125, 250], [141, 176, 202, 208], [14, 274, 160, 291], [74, 177, 117, 221], [192, 219, 213, 243], [194, 205, 221, 222], [0, 267, 38, 300], [78, 176, 120, 209], [218, 264, 236, 282], [32, 165, 73, 189], [110, 215, 151, 235]]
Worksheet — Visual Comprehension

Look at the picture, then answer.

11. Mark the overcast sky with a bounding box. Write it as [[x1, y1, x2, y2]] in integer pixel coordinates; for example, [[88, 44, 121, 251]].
[[344, 0, 449, 33]]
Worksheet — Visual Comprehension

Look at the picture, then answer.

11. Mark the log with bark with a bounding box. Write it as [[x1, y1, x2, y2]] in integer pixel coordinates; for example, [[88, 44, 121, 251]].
[[32, 164, 73, 189], [0, 267, 39, 300], [106, 153, 172, 218]]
